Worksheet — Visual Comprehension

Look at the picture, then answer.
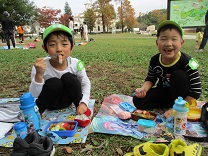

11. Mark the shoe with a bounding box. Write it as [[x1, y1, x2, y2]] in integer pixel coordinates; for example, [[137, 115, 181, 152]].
[[10, 131, 41, 156], [29, 136, 55, 156], [195, 50, 199, 52], [199, 49, 204, 52], [169, 139, 202, 156], [124, 142, 169, 156]]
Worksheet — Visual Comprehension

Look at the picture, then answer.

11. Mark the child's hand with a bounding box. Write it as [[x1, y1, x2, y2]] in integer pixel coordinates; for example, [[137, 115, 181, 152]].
[[164, 109, 173, 118], [134, 88, 146, 98], [34, 58, 46, 83], [34, 58, 46, 75], [76, 102, 87, 115]]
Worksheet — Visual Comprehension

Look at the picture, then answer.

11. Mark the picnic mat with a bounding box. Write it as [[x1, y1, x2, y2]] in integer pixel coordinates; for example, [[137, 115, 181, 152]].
[[0, 98, 95, 147], [74, 42, 87, 46], [0, 46, 23, 50], [90, 94, 208, 146]]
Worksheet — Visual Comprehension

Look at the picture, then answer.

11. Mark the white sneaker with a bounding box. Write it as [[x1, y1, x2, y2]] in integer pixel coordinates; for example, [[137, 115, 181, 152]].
[[199, 49, 204, 52]]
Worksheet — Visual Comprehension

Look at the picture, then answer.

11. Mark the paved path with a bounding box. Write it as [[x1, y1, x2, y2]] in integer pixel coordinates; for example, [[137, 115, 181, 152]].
[[184, 35, 195, 39]]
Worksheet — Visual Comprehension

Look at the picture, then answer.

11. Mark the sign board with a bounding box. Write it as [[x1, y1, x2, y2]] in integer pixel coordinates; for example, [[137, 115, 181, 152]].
[[167, 0, 207, 27]]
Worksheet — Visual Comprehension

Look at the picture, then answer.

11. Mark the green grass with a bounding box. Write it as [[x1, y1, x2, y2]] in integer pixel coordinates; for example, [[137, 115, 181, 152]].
[[0, 33, 208, 155]]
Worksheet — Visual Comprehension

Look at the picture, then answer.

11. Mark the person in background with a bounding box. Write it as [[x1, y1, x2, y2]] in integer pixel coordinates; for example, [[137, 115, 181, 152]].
[[83, 22, 88, 42], [198, 10, 208, 52], [79, 24, 84, 40], [39, 26, 45, 39], [69, 16, 75, 43], [29, 24, 91, 116], [17, 24, 24, 43], [132, 20, 202, 118], [0, 24, 5, 43], [1, 11, 16, 49], [195, 27, 203, 52]]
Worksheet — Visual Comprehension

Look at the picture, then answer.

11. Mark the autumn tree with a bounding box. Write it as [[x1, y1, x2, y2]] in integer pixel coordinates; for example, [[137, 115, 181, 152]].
[[117, 0, 137, 32], [138, 9, 167, 28], [103, 4, 116, 32], [150, 9, 167, 27], [93, 0, 115, 33], [37, 7, 61, 28], [59, 14, 70, 27], [84, 8, 96, 33]]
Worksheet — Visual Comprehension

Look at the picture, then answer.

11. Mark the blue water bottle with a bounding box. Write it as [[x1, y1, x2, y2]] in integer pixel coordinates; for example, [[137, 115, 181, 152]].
[[173, 96, 189, 135], [20, 92, 41, 132]]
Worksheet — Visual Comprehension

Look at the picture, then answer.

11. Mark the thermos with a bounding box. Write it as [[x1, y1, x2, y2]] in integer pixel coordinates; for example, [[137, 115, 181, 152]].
[[19, 92, 40, 132], [173, 96, 189, 135]]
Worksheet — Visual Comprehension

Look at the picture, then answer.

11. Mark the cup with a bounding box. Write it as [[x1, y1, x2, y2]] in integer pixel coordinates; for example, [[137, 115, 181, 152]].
[[14, 122, 28, 139]]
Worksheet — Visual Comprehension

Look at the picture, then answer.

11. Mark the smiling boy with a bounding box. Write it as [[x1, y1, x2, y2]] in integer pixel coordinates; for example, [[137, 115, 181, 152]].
[[133, 20, 202, 117], [29, 24, 91, 115]]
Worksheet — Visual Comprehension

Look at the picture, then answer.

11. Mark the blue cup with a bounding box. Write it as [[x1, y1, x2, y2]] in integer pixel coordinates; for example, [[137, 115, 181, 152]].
[[14, 122, 28, 139]]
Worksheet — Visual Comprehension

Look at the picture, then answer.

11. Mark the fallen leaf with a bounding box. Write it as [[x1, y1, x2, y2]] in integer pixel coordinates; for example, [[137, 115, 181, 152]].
[[65, 147, 72, 154], [116, 148, 123, 155]]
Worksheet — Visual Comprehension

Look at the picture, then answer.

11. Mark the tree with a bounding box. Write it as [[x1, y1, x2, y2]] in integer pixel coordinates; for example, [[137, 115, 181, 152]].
[[138, 9, 167, 28], [84, 8, 96, 33], [59, 14, 70, 27], [0, 0, 37, 25], [93, 0, 114, 33], [117, 0, 137, 32], [37, 7, 61, 28], [64, 2, 72, 16], [150, 9, 167, 28], [103, 4, 116, 32]]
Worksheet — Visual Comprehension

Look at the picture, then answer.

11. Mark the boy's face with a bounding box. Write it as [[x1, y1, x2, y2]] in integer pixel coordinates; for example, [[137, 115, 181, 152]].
[[45, 33, 73, 61], [156, 28, 184, 63]]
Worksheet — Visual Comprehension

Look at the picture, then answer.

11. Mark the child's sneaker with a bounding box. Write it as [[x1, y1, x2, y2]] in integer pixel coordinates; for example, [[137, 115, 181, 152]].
[[124, 142, 169, 156], [29, 136, 55, 156], [10, 131, 41, 156], [169, 139, 202, 156]]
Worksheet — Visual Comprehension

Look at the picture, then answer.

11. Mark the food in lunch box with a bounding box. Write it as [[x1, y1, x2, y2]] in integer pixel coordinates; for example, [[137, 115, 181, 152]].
[[131, 109, 157, 120]]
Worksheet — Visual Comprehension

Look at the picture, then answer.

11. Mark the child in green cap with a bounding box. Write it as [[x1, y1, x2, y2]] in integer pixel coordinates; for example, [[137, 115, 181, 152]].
[[29, 24, 91, 115], [133, 20, 202, 118]]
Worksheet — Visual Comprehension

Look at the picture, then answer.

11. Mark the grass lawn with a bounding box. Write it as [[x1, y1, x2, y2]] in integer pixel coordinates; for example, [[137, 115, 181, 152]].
[[0, 33, 208, 155]]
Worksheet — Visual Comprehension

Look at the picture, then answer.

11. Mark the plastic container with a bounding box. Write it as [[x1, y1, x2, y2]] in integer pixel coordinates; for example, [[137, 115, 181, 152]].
[[131, 109, 157, 121], [137, 119, 156, 133], [187, 107, 201, 121], [20, 92, 40, 131], [14, 122, 28, 139], [119, 102, 136, 113], [173, 96, 189, 135], [45, 121, 78, 137]]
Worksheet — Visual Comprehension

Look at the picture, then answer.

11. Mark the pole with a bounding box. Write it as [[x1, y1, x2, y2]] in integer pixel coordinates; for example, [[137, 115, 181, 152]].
[[121, 0, 124, 33]]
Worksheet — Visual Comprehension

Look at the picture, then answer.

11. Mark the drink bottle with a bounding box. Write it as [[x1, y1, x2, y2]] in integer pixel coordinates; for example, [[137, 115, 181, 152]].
[[173, 96, 189, 135], [19, 92, 40, 132]]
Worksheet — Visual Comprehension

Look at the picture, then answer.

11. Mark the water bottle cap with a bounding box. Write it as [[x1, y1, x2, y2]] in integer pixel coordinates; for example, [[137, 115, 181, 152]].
[[14, 122, 27, 130], [173, 96, 189, 112], [20, 92, 36, 106]]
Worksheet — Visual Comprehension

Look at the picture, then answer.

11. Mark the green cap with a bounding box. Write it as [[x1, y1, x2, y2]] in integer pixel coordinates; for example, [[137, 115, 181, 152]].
[[43, 24, 72, 41], [157, 20, 184, 38]]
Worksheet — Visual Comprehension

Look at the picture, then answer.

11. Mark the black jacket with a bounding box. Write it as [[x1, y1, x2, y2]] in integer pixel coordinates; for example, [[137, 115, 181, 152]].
[[1, 17, 14, 32]]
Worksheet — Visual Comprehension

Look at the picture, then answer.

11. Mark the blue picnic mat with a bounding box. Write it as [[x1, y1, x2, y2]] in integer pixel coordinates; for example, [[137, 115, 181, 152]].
[[0, 98, 95, 147], [0, 46, 23, 50]]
